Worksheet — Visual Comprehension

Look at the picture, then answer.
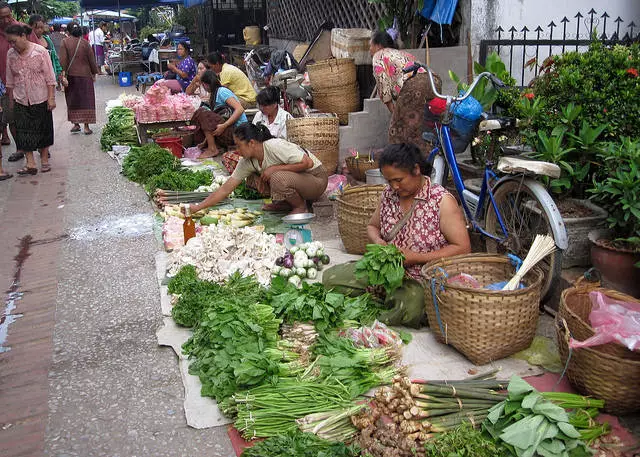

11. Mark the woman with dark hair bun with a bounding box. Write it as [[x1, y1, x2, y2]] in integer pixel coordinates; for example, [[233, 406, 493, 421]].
[[252, 86, 292, 139], [187, 122, 328, 215], [369, 30, 442, 152], [322, 143, 470, 328]]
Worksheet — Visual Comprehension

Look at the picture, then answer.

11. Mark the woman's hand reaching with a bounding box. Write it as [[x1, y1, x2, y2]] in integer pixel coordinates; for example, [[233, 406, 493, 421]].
[[212, 124, 226, 137]]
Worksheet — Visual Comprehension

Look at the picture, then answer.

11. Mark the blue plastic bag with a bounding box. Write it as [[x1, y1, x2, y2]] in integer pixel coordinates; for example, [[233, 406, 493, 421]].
[[420, 0, 459, 25]]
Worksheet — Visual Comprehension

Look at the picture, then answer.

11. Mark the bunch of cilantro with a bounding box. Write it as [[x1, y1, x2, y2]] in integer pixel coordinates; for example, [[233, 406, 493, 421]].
[[242, 429, 359, 457], [122, 143, 180, 184]]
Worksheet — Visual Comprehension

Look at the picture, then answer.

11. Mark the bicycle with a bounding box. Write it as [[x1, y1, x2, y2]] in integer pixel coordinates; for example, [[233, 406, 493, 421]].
[[404, 63, 568, 301]]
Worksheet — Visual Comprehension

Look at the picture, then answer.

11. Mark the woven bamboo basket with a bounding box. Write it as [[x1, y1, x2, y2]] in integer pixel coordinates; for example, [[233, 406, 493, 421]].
[[556, 320, 640, 414], [312, 84, 360, 125], [421, 254, 543, 365], [345, 156, 379, 182], [286, 117, 339, 173], [307, 58, 357, 91], [336, 185, 385, 254], [558, 281, 640, 361]]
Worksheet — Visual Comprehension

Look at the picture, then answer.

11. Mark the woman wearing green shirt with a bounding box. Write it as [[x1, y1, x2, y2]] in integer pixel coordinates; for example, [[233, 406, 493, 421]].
[[29, 15, 62, 86], [189, 123, 328, 215]]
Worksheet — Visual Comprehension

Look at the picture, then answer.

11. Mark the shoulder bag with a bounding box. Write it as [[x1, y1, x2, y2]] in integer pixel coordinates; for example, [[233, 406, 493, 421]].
[[60, 38, 81, 88]]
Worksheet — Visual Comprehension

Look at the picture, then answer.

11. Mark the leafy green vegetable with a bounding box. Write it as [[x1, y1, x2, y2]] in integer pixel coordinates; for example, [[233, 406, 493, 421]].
[[424, 422, 510, 457], [355, 244, 405, 295], [144, 169, 212, 194], [232, 180, 263, 200], [100, 107, 138, 151], [122, 143, 180, 184], [241, 429, 359, 457]]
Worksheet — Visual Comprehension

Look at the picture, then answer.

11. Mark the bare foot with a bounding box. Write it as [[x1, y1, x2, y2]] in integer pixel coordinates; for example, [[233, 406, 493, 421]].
[[198, 149, 220, 159], [288, 207, 308, 216]]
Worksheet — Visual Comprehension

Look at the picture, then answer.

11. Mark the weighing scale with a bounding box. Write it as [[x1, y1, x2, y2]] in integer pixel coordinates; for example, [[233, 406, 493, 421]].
[[280, 213, 315, 249]]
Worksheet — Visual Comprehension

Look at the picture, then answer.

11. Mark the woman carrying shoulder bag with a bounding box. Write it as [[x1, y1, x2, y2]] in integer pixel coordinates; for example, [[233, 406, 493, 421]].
[[59, 22, 99, 135]]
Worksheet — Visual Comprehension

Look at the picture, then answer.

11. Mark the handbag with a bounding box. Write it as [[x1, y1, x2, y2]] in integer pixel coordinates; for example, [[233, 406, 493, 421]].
[[213, 104, 233, 120], [61, 38, 82, 88]]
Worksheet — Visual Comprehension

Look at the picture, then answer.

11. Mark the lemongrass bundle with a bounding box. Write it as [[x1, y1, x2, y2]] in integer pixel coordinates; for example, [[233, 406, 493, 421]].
[[503, 234, 556, 291]]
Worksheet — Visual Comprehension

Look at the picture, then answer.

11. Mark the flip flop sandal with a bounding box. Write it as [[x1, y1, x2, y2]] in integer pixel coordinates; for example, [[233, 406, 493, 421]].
[[0, 173, 13, 181], [70, 126, 81, 133], [17, 167, 37, 175], [8, 152, 24, 162], [41, 164, 51, 173], [84, 129, 93, 135]]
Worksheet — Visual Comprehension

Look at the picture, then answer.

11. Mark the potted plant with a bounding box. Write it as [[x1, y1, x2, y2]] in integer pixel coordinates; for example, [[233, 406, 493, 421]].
[[588, 137, 640, 297]]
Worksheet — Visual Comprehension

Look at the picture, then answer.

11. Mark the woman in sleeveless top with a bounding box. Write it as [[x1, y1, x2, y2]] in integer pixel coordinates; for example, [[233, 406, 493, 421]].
[[323, 143, 471, 327]]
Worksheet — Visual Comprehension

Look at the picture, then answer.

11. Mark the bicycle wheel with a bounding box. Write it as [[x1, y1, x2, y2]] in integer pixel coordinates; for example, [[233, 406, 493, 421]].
[[484, 179, 563, 302]]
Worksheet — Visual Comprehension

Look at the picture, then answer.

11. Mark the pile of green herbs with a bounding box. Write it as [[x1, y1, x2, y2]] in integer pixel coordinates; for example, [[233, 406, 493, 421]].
[[180, 272, 283, 403], [232, 180, 263, 200], [424, 422, 510, 457], [100, 107, 138, 151], [122, 143, 180, 184], [355, 244, 406, 295], [483, 376, 605, 457], [267, 276, 383, 332], [241, 425, 360, 456], [144, 169, 212, 194]]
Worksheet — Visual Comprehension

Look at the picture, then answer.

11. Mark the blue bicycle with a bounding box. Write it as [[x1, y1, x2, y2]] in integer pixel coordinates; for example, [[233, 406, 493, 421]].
[[404, 63, 568, 301]]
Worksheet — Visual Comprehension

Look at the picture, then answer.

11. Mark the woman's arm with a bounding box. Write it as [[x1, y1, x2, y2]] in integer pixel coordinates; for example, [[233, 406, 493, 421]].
[[189, 177, 241, 212], [185, 75, 200, 95], [399, 195, 471, 266], [366, 200, 387, 245], [212, 96, 244, 136], [261, 154, 313, 181]]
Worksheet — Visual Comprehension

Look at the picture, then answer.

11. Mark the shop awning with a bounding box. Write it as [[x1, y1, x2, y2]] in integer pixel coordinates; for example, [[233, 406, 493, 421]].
[[79, 0, 181, 9]]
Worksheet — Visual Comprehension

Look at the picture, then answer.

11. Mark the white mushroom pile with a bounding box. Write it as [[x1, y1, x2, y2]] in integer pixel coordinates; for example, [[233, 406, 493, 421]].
[[167, 224, 285, 285]]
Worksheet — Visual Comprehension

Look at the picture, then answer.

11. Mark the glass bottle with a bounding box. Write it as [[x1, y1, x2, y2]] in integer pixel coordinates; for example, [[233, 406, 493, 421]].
[[183, 204, 196, 244]]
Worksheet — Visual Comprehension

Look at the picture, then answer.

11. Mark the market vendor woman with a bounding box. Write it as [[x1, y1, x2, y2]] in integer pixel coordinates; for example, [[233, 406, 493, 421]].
[[323, 143, 471, 328], [188, 123, 328, 215]]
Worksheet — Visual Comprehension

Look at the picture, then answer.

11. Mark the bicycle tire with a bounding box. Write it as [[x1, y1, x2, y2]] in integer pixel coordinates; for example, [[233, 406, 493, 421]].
[[484, 178, 563, 302]]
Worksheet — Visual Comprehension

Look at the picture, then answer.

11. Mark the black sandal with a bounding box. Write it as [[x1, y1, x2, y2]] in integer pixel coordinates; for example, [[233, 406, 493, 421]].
[[17, 167, 38, 175], [0, 173, 13, 181]]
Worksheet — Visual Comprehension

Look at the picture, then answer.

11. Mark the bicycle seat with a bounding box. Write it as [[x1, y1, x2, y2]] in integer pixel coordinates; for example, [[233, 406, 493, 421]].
[[272, 69, 299, 83], [478, 115, 518, 132], [497, 157, 561, 179]]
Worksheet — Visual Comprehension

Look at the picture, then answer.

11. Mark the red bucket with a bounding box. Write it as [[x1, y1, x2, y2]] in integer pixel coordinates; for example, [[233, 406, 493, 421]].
[[155, 137, 183, 158]]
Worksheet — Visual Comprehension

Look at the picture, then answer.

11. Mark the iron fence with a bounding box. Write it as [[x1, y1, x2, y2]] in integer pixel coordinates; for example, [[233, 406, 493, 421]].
[[479, 9, 639, 87]]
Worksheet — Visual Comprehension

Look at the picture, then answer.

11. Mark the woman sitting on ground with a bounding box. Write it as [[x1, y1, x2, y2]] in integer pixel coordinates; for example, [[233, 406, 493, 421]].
[[160, 42, 196, 93], [185, 60, 210, 104], [190, 70, 247, 159], [188, 123, 328, 216], [252, 86, 293, 139], [322, 143, 471, 328]]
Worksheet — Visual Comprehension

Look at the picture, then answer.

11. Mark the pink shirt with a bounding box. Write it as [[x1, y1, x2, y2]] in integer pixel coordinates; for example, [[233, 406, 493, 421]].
[[0, 21, 39, 83], [6, 43, 56, 106]]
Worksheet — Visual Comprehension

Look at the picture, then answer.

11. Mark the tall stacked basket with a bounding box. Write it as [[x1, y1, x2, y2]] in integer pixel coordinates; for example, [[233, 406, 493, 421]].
[[307, 58, 359, 125], [286, 117, 340, 174]]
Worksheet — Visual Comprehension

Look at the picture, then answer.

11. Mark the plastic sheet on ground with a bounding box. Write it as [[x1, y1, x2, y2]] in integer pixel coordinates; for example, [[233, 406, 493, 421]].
[[512, 335, 564, 373]]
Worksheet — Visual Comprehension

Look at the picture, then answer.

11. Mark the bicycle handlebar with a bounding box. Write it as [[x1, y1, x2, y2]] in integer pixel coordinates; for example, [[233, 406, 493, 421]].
[[403, 63, 505, 103]]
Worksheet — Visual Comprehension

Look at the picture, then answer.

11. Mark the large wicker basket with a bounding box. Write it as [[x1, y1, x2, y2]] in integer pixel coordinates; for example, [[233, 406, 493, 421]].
[[345, 156, 380, 182], [422, 254, 543, 365], [556, 321, 640, 414], [558, 281, 640, 361], [307, 58, 357, 91], [287, 117, 340, 173], [336, 185, 385, 254], [312, 84, 360, 125]]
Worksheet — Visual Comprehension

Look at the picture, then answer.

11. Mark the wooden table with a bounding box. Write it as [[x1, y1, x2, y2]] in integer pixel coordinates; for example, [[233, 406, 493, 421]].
[[135, 120, 190, 144]]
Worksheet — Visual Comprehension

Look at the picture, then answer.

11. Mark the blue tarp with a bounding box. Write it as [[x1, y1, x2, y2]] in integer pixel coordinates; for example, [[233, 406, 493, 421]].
[[420, 0, 458, 25], [79, 0, 181, 9]]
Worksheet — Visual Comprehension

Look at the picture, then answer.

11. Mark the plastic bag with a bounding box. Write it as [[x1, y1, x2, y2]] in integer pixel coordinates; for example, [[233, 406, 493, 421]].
[[323, 174, 347, 200], [184, 146, 202, 160], [569, 291, 640, 351]]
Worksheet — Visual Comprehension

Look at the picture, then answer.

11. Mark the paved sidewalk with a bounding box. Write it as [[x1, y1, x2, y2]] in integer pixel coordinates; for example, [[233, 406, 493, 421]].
[[0, 77, 234, 457]]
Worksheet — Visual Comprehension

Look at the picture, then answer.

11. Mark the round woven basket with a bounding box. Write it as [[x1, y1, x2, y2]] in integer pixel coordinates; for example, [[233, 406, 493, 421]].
[[421, 254, 543, 365], [345, 156, 379, 182], [307, 58, 357, 91], [336, 185, 385, 254], [286, 117, 339, 173], [558, 281, 640, 361], [313, 84, 359, 125], [556, 321, 640, 414]]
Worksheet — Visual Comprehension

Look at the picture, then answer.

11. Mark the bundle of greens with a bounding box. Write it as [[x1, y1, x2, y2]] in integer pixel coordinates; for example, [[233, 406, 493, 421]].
[[297, 404, 367, 443], [181, 275, 281, 403], [355, 244, 406, 295], [483, 376, 603, 457], [231, 379, 355, 439], [232, 180, 263, 200], [308, 334, 402, 397], [424, 422, 510, 457], [122, 143, 180, 184], [267, 277, 382, 332], [168, 268, 266, 328], [100, 107, 138, 151], [241, 429, 359, 457], [144, 169, 212, 194]]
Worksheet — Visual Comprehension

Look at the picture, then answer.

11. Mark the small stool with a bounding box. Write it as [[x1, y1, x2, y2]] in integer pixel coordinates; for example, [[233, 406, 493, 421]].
[[136, 72, 162, 93]]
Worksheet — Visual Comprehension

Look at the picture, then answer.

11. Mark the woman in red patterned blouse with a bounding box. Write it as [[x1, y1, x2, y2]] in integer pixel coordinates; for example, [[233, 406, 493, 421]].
[[323, 143, 470, 327]]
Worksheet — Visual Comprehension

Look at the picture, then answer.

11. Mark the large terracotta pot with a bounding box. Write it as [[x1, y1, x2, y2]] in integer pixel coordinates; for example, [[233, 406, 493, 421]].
[[589, 229, 640, 298]]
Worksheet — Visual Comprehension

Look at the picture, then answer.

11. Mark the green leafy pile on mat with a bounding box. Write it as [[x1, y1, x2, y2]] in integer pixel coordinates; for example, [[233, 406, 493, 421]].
[[266, 276, 383, 332], [484, 376, 606, 457], [144, 169, 212, 194], [232, 180, 263, 200], [100, 107, 138, 151], [424, 422, 510, 457], [241, 428, 360, 457], [122, 143, 180, 184], [355, 244, 406, 295]]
